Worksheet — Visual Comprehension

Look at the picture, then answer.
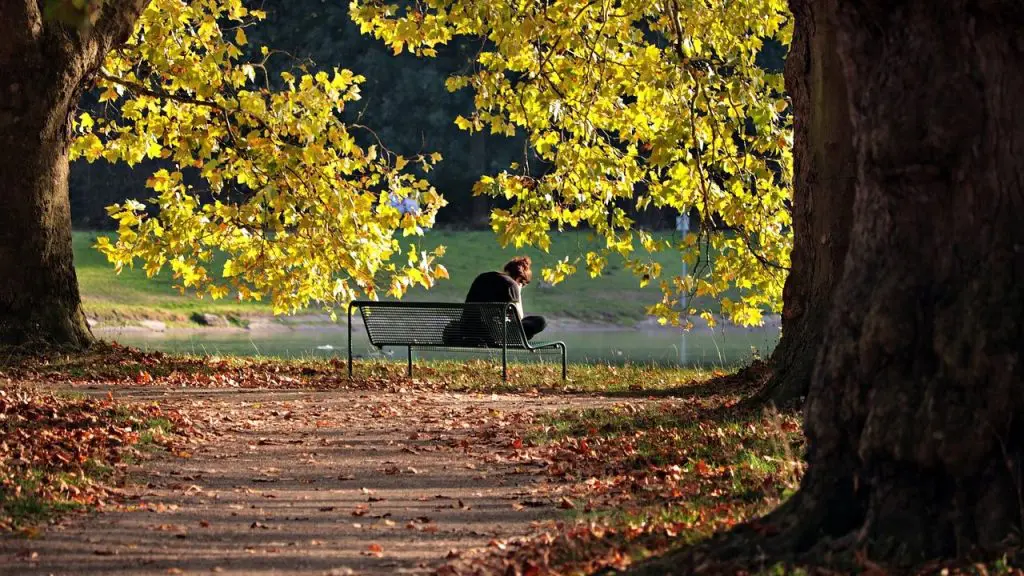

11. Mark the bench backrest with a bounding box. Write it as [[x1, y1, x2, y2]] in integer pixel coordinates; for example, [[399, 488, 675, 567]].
[[352, 301, 530, 348]]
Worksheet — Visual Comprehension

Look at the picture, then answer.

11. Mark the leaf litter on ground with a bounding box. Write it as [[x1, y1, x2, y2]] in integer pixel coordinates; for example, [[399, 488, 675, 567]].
[[1, 344, 813, 574], [0, 380, 200, 531], [6, 346, 1023, 575], [433, 362, 810, 575]]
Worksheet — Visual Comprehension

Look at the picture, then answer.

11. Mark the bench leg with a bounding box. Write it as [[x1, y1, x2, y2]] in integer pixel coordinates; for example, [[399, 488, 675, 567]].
[[407, 346, 413, 378], [348, 305, 354, 379], [559, 343, 567, 380]]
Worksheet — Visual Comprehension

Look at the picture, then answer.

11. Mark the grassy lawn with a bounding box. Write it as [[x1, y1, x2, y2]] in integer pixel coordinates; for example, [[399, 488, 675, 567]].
[[74, 229, 691, 326], [74, 231, 270, 323]]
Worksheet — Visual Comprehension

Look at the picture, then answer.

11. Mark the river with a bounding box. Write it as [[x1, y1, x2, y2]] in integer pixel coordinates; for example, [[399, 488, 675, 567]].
[[103, 320, 779, 368]]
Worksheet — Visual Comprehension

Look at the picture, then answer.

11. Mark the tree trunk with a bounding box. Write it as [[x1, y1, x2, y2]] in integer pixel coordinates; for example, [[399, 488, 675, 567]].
[[790, 0, 1024, 562], [0, 38, 90, 348], [761, 0, 855, 405], [0, 1, 145, 348], [633, 0, 1024, 571]]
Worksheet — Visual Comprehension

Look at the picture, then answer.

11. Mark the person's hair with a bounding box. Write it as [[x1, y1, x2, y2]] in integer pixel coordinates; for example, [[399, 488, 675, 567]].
[[503, 256, 532, 285]]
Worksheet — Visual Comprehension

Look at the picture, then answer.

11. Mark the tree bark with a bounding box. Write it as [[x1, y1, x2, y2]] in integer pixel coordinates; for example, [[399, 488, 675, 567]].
[[0, 0, 146, 348], [790, 0, 1024, 561], [761, 0, 855, 405]]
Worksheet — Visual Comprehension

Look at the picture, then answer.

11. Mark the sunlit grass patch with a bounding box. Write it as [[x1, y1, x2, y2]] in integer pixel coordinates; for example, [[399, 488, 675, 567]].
[[389, 358, 713, 394], [136, 417, 174, 449]]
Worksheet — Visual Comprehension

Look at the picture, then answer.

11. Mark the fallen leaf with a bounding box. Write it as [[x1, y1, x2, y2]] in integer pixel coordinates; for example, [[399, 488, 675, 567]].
[[363, 543, 384, 557]]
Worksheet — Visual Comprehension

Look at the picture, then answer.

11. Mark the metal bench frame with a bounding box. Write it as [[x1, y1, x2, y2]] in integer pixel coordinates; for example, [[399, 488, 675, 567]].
[[347, 300, 567, 381]]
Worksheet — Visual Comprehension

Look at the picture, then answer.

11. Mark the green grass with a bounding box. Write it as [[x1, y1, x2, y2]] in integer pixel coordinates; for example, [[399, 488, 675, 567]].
[[136, 417, 174, 449], [0, 469, 91, 530], [74, 232, 271, 323], [73, 229, 694, 326]]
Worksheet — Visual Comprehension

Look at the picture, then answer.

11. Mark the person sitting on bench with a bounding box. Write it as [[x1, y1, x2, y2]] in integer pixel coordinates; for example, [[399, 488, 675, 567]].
[[465, 256, 547, 341]]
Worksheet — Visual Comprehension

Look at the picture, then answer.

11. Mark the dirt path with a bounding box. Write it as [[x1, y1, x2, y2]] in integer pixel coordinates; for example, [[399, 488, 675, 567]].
[[1, 388, 626, 575]]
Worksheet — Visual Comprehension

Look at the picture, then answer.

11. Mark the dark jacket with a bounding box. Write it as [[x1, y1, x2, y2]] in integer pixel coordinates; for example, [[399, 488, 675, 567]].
[[464, 271, 520, 305], [442, 271, 520, 346]]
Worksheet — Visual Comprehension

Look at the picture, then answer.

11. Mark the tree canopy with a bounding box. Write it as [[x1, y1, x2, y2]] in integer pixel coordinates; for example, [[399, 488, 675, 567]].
[[67, 1, 532, 230], [72, 0, 450, 316], [352, 0, 793, 327], [68, 0, 793, 327]]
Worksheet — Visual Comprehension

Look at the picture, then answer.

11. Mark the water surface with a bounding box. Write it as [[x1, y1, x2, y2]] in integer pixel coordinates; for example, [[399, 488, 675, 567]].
[[106, 322, 779, 368]]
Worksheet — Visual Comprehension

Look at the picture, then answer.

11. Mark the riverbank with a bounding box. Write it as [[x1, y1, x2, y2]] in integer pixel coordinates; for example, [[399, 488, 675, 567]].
[[89, 311, 781, 337], [91, 313, 780, 368]]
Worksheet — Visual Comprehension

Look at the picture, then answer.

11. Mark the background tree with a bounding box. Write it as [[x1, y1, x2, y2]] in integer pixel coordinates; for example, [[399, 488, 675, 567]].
[[2, 0, 455, 347]]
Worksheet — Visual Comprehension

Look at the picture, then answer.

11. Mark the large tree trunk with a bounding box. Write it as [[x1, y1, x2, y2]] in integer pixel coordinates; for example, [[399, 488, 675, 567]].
[[0, 27, 91, 348], [0, 1, 145, 348], [790, 0, 1024, 562], [636, 0, 1024, 571], [761, 0, 855, 405]]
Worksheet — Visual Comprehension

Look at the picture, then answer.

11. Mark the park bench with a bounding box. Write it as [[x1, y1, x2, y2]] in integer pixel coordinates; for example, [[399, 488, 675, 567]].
[[347, 301, 567, 381]]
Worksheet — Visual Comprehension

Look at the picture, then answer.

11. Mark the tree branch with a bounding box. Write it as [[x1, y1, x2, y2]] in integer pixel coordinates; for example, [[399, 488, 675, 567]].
[[96, 72, 304, 149]]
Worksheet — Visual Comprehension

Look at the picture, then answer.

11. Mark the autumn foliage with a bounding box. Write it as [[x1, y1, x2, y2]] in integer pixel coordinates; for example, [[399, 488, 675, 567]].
[[353, 0, 793, 328], [74, 0, 449, 316], [63, 0, 795, 329]]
